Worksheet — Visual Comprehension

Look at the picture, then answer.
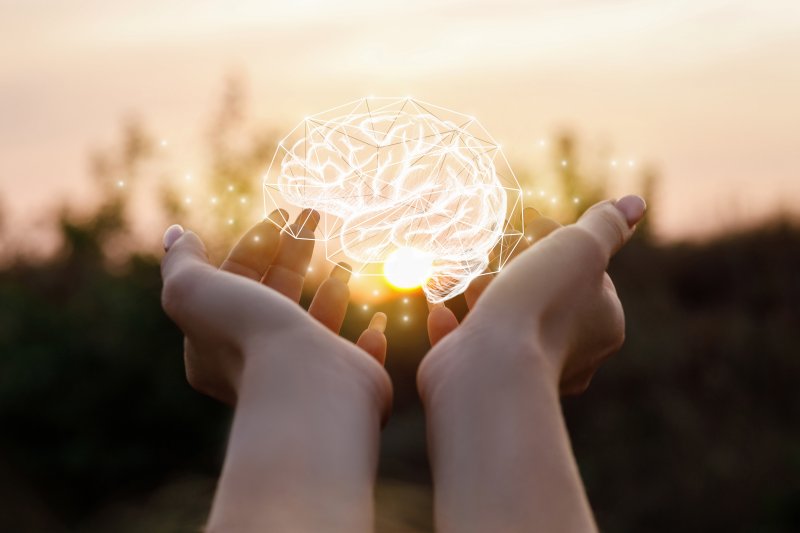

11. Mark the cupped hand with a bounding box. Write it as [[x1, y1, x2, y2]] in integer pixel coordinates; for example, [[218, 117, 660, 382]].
[[422, 196, 646, 395], [160, 209, 390, 406]]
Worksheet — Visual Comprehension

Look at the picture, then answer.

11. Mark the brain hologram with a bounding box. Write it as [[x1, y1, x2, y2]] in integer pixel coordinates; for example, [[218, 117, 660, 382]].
[[263, 97, 524, 303]]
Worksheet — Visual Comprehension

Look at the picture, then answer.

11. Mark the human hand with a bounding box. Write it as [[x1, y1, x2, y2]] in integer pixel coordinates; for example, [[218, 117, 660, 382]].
[[422, 196, 646, 395], [160, 208, 390, 407]]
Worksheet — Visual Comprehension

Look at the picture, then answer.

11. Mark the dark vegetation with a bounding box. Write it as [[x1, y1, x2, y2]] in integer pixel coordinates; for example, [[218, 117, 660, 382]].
[[1, 81, 798, 531]]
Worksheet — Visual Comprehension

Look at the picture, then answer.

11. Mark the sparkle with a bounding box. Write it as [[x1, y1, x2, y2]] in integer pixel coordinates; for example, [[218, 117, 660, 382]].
[[184, 197, 192, 204], [527, 236, 533, 241], [117, 180, 124, 188], [160, 139, 168, 147], [240, 197, 247, 204], [539, 139, 546, 147], [227, 185, 235, 192], [611, 160, 618, 167], [539, 190, 546, 197], [253, 235, 260, 242], [402, 315, 409, 322], [228, 219, 235, 225], [628, 159, 635, 167], [362, 304, 369, 311], [402, 298, 409, 304], [372, 289, 380, 296], [185, 173, 192, 181], [573, 197, 580, 204], [211, 197, 219, 205], [550, 197, 558, 204], [561, 160, 568, 167], [307, 266, 313, 272]]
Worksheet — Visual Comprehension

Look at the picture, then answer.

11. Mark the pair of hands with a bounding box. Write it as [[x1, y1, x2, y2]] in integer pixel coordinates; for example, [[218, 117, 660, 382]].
[[160, 196, 645, 414]]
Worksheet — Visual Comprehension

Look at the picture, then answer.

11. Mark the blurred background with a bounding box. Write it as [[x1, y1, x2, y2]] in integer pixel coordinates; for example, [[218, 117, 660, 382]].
[[1, 1, 799, 531]]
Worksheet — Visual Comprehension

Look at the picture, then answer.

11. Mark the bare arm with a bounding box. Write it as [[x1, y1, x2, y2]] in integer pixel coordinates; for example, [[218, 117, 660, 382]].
[[421, 196, 646, 533], [208, 332, 388, 532], [160, 210, 391, 533]]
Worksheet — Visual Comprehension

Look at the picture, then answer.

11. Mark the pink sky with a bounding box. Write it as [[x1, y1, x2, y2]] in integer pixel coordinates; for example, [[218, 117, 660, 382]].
[[1, 0, 799, 246]]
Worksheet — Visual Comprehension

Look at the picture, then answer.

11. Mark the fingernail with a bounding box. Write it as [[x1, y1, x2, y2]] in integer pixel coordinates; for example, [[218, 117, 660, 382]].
[[369, 312, 387, 333], [331, 262, 352, 283], [266, 209, 289, 227], [614, 195, 646, 227], [296, 208, 320, 231], [162, 224, 184, 251]]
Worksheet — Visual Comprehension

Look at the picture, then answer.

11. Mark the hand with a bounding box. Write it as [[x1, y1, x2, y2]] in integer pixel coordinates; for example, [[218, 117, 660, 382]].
[[422, 196, 646, 395], [160, 208, 391, 407], [161, 211, 394, 532], [418, 196, 645, 533]]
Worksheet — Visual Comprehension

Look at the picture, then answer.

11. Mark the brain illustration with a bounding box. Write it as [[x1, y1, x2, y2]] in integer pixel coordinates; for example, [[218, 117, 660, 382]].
[[263, 97, 523, 303]]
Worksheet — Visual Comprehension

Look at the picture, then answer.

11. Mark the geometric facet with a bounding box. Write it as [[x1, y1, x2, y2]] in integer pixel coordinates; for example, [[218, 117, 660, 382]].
[[263, 97, 524, 303]]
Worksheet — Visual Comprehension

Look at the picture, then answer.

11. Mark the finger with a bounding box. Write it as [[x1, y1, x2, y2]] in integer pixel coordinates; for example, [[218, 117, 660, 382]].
[[161, 226, 211, 280], [308, 262, 351, 333], [524, 215, 562, 244], [261, 208, 320, 301], [427, 305, 459, 346], [575, 195, 645, 260], [505, 233, 530, 261], [220, 209, 287, 280], [357, 312, 388, 364], [160, 227, 213, 318], [464, 273, 493, 310]]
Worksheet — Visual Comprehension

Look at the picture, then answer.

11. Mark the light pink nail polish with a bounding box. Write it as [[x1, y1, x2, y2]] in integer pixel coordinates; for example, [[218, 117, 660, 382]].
[[163, 224, 185, 250], [614, 195, 646, 227]]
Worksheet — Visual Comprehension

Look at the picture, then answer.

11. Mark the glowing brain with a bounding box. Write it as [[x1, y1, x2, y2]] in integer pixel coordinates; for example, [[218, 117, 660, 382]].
[[263, 97, 523, 303]]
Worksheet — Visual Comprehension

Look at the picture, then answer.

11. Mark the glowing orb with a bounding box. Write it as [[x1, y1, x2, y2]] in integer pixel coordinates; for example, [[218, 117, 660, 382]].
[[263, 97, 524, 303], [383, 247, 434, 290]]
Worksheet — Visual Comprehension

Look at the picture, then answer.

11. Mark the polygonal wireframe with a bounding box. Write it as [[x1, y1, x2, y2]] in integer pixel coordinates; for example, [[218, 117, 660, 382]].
[[262, 97, 524, 303]]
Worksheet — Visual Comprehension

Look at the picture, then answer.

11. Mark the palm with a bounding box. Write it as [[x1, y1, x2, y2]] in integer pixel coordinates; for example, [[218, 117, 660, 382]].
[[166, 209, 388, 405]]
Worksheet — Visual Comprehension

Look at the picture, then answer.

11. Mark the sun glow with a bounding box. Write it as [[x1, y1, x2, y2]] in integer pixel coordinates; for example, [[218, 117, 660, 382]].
[[383, 247, 434, 290]]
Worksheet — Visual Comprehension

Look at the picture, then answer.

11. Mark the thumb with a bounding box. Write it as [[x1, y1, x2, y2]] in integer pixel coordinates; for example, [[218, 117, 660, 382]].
[[160, 225, 213, 317], [574, 195, 646, 261], [161, 225, 211, 277]]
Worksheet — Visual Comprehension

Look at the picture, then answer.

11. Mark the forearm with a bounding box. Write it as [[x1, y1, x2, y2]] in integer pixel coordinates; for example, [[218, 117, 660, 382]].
[[420, 333, 596, 533], [207, 334, 388, 533]]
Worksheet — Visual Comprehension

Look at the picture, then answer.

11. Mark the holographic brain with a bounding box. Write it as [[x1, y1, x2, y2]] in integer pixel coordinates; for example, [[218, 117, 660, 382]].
[[263, 97, 523, 303]]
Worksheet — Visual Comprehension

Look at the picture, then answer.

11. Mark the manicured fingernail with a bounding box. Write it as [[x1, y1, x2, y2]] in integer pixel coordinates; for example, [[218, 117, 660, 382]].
[[296, 208, 320, 231], [369, 312, 387, 333], [163, 224, 184, 251], [614, 195, 646, 227], [331, 262, 352, 283], [266, 209, 289, 227]]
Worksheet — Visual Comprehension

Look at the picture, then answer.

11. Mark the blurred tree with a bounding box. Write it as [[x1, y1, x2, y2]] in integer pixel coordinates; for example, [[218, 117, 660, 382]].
[[552, 132, 607, 222], [1, 78, 798, 533]]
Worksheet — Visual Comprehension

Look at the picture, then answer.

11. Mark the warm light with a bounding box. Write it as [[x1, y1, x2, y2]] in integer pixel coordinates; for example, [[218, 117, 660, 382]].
[[383, 247, 434, 290]]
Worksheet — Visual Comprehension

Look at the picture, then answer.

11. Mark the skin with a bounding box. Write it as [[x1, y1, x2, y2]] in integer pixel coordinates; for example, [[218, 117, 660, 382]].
[[420, 196, 646, 533], [160, 195, 645, 532], [161, 209, 391, 532]]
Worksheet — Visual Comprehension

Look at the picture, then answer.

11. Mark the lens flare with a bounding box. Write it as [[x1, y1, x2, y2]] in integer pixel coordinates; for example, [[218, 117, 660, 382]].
[[383, 247, 434, 290]]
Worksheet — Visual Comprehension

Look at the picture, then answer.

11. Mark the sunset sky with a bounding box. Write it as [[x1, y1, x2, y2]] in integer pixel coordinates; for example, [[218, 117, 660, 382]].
[[1, 0, 799, 244]]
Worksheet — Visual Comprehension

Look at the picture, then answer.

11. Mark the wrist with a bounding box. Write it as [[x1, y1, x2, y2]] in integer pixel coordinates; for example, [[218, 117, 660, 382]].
[[418, 315, 559, 408], [209, 327, 390, 532], [241, 325, 392, 419]]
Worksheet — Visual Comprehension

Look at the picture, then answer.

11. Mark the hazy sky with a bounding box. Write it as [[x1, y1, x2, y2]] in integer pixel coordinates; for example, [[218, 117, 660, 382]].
[[1, 0, 799, 243]]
